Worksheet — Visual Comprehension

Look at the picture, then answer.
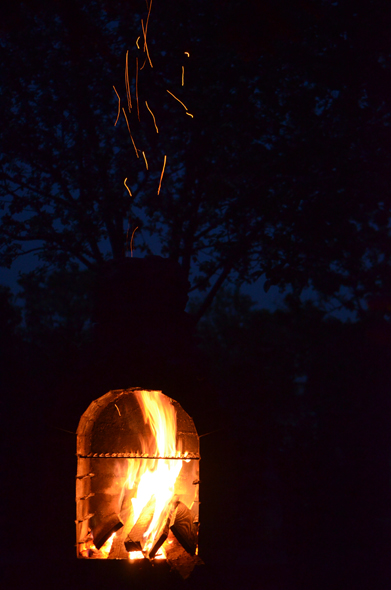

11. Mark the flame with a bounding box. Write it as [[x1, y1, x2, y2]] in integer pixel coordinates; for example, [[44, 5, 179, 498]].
[[126, 390, 182, 556], [79, 532, 116, 559], [128, 549, 165, 561], [100, 533, 116, 558]]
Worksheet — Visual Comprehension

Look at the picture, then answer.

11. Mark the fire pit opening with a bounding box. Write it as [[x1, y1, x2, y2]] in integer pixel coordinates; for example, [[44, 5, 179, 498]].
[[76, 388, 200, 574]]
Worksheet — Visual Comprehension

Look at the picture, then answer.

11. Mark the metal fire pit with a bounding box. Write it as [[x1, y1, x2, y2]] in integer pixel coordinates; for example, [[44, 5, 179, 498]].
[[76, 388, 200, 574]]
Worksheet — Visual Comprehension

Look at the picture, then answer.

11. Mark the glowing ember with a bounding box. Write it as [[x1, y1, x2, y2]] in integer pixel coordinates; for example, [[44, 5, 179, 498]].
[[166, 89, 188, 111], [130, 226, 138, 257], [125, 50, 132, 111], [142, 150, 148, 169], [136, 58, 140, 121], [124, 177, 132, 197], [157, 155, 167, 195], [128, 549, 165, 561], [122, 108, 139, 157], [145, 100, 159, 133], [141, 19, 153, 68], [113, 86, 121, 126]]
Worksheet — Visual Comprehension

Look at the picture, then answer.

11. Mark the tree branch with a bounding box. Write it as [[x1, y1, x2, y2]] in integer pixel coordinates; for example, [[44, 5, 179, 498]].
[[192, 261, 235, 323]]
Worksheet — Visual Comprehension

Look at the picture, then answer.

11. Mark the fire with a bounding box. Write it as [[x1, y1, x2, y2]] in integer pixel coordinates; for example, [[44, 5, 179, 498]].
[[126, 390, 182, 556], [78, 532, 116, 559], [76, 388, 200, 568], [100, 533, 116, 558], [128, 549, 165, 561]]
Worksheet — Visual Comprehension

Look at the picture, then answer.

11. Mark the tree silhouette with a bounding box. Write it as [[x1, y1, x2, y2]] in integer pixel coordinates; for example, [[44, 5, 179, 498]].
[[1, 0, 391, 318]]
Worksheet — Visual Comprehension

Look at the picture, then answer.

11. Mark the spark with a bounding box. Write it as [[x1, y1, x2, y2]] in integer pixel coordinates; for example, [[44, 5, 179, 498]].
[[142, 151, 149, 170], [145, 101, 158, 133], [136, 36, 140, 49], [135, 58, 140, 121], [140, 57, 147, 70], [113, 85, 120, 126], [166, 89, 188, 111], [141, 19, 153, 68], [115, 404, 121, 416], [157, 155, 167, 195], [130, 226, 139, 257], [184, 51, 190, 57], [125, 50, 132, 112], [186, 112, 194, 118], [182, 65, 184, 86], [124, 178, 133, 197], [145, 0, 153, 37], [122, 108, 139, 157]]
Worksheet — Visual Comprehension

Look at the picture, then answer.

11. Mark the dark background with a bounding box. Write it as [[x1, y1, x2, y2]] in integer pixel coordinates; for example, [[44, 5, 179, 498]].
[[2, 1, 391, 589]]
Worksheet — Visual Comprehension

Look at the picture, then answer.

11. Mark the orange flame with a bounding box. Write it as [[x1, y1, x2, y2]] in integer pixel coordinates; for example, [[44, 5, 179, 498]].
[[126, 390, 182, 556]]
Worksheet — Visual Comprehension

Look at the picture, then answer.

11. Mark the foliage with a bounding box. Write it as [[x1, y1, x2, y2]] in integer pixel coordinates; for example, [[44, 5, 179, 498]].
[[17, 265, 95, 344]]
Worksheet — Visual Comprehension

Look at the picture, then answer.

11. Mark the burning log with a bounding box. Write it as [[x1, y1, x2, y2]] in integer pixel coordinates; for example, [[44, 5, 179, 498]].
[[147, 496, 178, 559], [170, 501, 198, 556], [148, 517, 170, 559], [93, 514, 123, 550], [125, 496, 156, 552]]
